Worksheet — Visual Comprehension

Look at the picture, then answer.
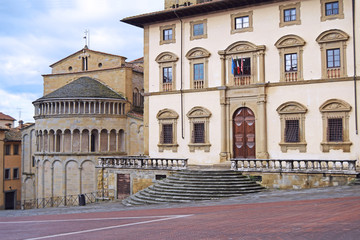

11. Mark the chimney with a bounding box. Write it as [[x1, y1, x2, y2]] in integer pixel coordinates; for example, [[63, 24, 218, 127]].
[[5, 123, 12, 129], [18, 120, 24, 129]]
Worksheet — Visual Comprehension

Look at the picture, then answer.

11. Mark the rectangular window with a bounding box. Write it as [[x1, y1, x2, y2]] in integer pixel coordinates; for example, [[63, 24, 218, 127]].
[[285, 119, 300, 142], [162, 124, 173, 144], [193, 23, 204, 36], [13, 145, 19, 155], [235, 16, 249, 29], [163, 67, 172, 83], [325, 1, 339, 16], [284, 8, 296, 22], [327, 48, 340, 68], [193, 123, 205, 143], [5, 144, 11, 155], [328, 118, 343, 142], [163, 29, 173, 41], [285, 53, 298, 72], [194, 63, 204, 81], [233, 57, 251, 76], [13, 168, 19, 179], [4, 169, 10, 180]]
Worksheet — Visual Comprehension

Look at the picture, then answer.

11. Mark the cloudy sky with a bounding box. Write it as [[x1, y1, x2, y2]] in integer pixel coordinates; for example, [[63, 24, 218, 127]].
[[0, 0, 163, 125]]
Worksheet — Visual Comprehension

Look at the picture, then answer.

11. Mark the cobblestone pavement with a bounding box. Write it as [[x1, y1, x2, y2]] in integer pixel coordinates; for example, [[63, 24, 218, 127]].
[[0, 186, 359, 240], [1, 185, 360, 217]]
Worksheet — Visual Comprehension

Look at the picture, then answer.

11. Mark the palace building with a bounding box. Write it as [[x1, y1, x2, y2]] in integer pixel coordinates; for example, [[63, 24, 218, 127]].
[[122, 0, 359, 166]]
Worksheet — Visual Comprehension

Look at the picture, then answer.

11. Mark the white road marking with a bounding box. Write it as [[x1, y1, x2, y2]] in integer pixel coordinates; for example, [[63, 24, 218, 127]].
[[0, 215, 190, 224], [17, 214, 193, 240]]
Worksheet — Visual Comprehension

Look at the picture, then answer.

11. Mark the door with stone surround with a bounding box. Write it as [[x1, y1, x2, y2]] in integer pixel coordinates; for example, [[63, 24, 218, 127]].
[[233, 107, 255, 158]]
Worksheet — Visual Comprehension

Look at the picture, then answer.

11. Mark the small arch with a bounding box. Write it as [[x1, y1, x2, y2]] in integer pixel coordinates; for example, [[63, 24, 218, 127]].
[[155, 52, 179, 63], [276, 101, 308, 114], [157, 109, 179, 120], [100, 129, 108, 152], [185, 47, 211, 60], [91, 129, 98, 152], [186, 106, 212, 118], [275, 34, 306, 49], [316, 29, 349, 44], [222, 41, 265, 55], [319, 99, 351, 113], [118, 129, 125, 153]]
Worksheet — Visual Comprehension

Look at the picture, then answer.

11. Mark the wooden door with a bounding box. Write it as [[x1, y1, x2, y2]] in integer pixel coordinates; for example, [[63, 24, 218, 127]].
[[117, 174, 130, 199], [233, 107, 255, 158], [5, 191, 15, 210]]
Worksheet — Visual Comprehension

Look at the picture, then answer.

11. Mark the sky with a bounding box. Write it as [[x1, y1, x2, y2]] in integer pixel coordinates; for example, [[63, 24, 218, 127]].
[[0, 0, 163, 125]]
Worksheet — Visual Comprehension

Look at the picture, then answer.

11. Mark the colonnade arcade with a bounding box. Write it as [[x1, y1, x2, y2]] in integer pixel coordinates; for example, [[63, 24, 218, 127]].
[[34, 99, 127, 118], [36, 128, 126, 154]]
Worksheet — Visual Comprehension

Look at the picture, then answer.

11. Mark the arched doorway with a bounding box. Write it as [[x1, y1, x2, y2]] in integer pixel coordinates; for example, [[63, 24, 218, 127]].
[[233, 107, 255, 158]]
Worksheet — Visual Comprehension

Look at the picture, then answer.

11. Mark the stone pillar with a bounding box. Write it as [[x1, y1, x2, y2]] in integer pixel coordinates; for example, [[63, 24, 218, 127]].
[[116, 132, 119, 152], [79, 130, 82, 152], [256, 87, 269, 159], [70, 131, 73, 153], [61, 133, 65, 153], [219, 87, 229, 162], [107, 132, 110, 151]]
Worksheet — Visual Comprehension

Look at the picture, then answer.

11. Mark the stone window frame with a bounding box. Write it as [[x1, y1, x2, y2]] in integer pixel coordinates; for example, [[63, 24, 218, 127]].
[[187, 106, 211, 152], [160, 24, 176, 45], [319, 99, 352, 152], [320, 0, 344, 22], [275, 34, 306, 82], [218, 41, 266, 86], [276, 101, 307, 153], [157, 109, 179, 152], [230, 11, 253, 34], [316, 29, 349, 79], [279, 2, 301, 27], [185, 47, 211, 89], [155, 52, 179, 92], [190, 19, 207, 41]]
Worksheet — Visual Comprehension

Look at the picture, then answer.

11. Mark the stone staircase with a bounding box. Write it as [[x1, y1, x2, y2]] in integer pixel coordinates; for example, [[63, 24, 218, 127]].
[[351, 174, 360, 185], [122, 170, 265, 206]]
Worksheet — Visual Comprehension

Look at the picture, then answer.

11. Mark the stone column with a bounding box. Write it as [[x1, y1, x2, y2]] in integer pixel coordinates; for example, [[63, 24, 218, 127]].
[[116, 132, 119, 152], [107, 132, 110, 151], [256, 87, 269, 159], [219, 87, 229, 162]]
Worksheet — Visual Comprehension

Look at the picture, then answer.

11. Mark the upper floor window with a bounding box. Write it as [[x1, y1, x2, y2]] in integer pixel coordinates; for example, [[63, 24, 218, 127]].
[[13, 144, 19, 155], [5, 144, 10, 155], [232, 58, 251, 76], [326, 48, 340, 68], [316, 29, 349, 79], [160, 24, 176, 45], [285, 53, 298, 72], [82, 57, 88, 71], [279, 2, 301, 27], [231, 11, 253, 34], [275, 35, 305, 82], [321, 0, 343, 21], [156, 52, 179, 92], [13, 168, 19, 179], [190, 19, 207, 40], [325, 1, 339, 16], [4, 168, 10, 180], [186, 47, 211, 89]]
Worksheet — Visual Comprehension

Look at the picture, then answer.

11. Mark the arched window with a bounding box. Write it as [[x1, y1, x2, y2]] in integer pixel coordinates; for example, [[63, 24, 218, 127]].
[[157, 109, 179, 152], [155, 52, 179, 92], [187, 106, 212, 152], [186, 47, 211, 89]]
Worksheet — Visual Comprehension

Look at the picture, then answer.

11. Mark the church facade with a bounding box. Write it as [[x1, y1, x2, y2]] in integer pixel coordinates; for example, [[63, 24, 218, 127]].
[[21, 47, 144, 204], [122, 0, 360, 166]]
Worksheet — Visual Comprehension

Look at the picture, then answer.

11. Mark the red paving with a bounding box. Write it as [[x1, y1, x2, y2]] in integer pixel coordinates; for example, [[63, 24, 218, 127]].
[[1, 196, 360, 240]]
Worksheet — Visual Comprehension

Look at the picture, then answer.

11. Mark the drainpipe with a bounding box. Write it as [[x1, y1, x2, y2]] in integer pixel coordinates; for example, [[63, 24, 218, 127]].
[[352, 0, 358, 135], [174, 10, 185, 139]]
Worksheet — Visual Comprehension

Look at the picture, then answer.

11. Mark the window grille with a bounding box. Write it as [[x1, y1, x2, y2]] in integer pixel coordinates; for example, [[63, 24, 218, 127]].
[[162, 124, 173, 144], [328, 118, 343, 141], [285, 119, 299, 142], [193, 122, 205, 143]]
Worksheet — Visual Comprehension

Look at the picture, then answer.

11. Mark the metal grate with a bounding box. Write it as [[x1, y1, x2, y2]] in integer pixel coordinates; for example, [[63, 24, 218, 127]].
[[162, 124, 173, 144], [285, 119, 299, 142], [328, 118, 343, 142], [194, 123, 205, 143]]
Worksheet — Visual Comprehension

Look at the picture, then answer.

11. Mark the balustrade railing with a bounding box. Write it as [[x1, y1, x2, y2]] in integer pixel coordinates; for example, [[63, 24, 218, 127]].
[[285, 71, 298, 82], [327, 68, 340, 79], [98, 156, 188, 170], [231, 159, 357, 174], [22, 190, 115, 210], [234, 76, 252, 86], [193, 80, 204, 89], [163, 82, 173, 91]]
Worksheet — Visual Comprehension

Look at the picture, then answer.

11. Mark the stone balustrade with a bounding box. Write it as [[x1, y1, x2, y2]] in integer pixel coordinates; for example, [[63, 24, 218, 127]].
[[98, 156, 188, 170], [231, 159, 357, 174]]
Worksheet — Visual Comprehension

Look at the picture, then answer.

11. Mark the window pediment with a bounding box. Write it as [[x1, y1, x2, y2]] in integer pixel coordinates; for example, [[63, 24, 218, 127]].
[[157, 109, 179, 120], [316, 29, 349, 44], [275, 35, 305, 49], [187, 106, 211, 118], [155, 52, 179, 63], [319, 99, 351, 113], [277, 101, 307, 114], [185, 47, 211, 60], [221, 41, 265, 55]]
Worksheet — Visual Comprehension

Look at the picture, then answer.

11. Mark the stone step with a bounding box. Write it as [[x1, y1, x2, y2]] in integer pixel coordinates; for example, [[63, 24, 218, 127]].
[[122, 170, 265, 206]]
